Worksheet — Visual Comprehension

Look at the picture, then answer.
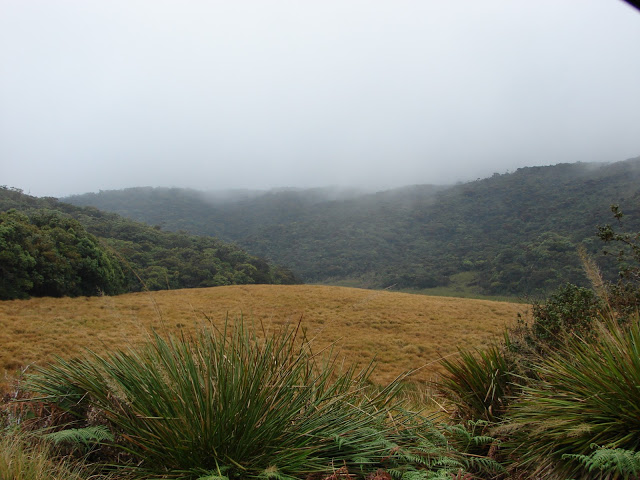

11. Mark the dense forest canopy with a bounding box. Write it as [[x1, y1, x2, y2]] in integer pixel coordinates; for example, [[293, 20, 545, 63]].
[[0, 187, 299, 300], [0, 209, 125, 299], [66, 157, 640, 297]]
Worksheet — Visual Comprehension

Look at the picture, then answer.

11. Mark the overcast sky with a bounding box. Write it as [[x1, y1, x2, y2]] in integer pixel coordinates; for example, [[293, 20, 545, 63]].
[[1, 1, 639, 197]]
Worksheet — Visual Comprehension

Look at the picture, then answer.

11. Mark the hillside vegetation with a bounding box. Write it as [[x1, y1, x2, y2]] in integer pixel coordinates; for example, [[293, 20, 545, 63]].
[[3, 193, 640, 479], [66, 157, 640, 297], [0, 187, 298, 299], [0, 284, 524, 385]]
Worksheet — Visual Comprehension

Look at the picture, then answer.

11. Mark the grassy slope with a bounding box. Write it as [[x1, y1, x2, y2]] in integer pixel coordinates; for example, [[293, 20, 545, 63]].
[[0, 285, 526, 385]]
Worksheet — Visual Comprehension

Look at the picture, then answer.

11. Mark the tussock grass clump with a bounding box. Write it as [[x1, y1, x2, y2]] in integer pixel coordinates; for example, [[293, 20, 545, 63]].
[[436, 340, 518, 423], [25, 319, 443, 479], [506, 317, 640, 479]]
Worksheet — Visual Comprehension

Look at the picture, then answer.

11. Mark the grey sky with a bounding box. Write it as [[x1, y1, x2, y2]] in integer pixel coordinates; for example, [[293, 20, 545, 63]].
[[1, 1, 639, 198]]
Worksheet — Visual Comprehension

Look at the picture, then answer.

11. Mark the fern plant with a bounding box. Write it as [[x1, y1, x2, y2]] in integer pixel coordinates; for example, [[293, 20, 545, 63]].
[[384, 421, 504, 480], [42, 425, 113, 453], [563, 446, 640, 480]]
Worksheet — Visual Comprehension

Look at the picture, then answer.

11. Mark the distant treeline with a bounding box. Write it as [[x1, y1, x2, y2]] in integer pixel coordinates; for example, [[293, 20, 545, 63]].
[[0, 187, 299, 300], [66, 157, 640, 297]]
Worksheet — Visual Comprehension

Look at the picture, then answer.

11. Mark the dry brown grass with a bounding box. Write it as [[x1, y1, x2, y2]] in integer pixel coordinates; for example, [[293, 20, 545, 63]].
[[0, 285, 527, 386]]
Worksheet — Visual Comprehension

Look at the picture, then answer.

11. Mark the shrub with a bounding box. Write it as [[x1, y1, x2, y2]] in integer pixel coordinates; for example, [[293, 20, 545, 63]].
[[528, 283, 603, 350]]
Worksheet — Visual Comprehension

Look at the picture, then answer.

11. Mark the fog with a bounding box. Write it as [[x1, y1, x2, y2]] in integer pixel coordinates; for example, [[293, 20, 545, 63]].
[[1, 1, 639, 198]]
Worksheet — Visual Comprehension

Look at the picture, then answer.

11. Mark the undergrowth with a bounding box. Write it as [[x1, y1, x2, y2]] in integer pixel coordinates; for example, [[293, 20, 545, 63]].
[[19, 318, 499, 479], [0, 428, 87, 480], [563, 446, 640, 479]]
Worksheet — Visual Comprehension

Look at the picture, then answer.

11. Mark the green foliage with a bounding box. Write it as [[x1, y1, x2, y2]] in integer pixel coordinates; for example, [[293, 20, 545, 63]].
[[62, 158, 640, 296], [436, 343, 518, 423], [42, 426, 113, 452], [563, 446, 640, 479], [0, 209, 38, 299], [0, 429, 86, 480], [599, 204, 640, 282], [25, 319, 438, 479], [509, 205, 640, 358], [0, 208, 126, 299], [598, 204, 640, 320], [527, 283, 603, 350], [505, 317, 640, 479], [433, 205, 640, 478], [384, 421, 503, 480], [441, 421, 504, 476], [0, 186, 300, 298]]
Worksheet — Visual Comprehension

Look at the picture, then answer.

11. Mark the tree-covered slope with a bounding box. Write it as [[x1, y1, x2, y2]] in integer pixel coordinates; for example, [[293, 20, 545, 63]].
[[0, 209, 126, 299], [65, 157, 640, 296], [0, 187, 299, 299]]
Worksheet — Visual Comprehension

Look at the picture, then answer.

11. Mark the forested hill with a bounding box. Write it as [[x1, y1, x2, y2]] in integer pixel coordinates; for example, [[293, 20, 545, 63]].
[[0, 187, 298, 300], [65, 157, 640, 297]]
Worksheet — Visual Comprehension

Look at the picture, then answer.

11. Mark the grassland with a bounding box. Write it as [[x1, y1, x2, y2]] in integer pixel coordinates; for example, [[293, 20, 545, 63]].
[[0, 285, 526, 386]]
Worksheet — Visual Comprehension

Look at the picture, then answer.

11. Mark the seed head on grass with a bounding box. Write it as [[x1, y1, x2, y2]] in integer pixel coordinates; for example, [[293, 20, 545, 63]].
[[0, 429, 86, 480]]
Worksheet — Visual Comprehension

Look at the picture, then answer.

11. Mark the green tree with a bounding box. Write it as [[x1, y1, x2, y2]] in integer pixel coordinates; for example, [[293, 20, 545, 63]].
[[0, 209, 125, 299], [0, 210, 38, 299]]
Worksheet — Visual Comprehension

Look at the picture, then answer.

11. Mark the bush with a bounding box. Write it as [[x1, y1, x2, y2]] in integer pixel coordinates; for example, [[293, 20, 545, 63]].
[[528, 283, 603, 350]]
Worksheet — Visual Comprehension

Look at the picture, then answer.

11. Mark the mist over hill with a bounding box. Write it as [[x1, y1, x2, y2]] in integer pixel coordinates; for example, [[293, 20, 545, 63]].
[[66, 157, 640, 297]]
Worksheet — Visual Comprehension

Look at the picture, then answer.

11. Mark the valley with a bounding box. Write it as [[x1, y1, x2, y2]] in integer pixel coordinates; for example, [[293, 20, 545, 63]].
[[0, 284, 525, 385], [66, 157, 640, 297]]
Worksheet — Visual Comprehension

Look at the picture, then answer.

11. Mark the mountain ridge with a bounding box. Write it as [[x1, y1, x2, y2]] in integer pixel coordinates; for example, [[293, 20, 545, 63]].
[[64, 156, 640, 296]]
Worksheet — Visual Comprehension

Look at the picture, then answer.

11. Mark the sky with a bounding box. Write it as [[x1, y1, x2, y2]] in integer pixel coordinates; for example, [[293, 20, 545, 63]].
[[1, 1, 640, 198]]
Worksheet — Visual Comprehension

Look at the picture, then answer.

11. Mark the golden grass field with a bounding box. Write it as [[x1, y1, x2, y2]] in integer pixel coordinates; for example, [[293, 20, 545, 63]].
[[0, 285, 528, 386]]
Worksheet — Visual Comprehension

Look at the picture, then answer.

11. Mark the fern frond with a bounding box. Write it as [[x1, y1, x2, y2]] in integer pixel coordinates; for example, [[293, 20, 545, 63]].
[[43, 425, 113, 447], [400, 470, 429, 480], [462, 455, 505, 473], [563, 447, 640, 477], [386, 467, 405, 479], [417, 437, 447, 451], [469, 435, 497, 446], [431, 457, 464, 469], [425, 469, 465, 480], [399, 453, 433, 467], [351, 456, 374, 466], [445, 424, 471, 439], [444, 423, 495, 446]]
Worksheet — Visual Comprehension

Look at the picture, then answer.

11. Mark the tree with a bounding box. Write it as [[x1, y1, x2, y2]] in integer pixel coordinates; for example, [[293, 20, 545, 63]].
[[0, 209, 126, 299], [0, 210, 38, 299], [597, 204, 640, 318]]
